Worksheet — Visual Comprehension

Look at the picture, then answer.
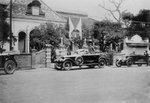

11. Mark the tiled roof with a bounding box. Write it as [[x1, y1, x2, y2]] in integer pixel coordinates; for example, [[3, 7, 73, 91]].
[[56, 10, 88, 17], [82, 17, 98, 28], [0, 0, 66, 23]]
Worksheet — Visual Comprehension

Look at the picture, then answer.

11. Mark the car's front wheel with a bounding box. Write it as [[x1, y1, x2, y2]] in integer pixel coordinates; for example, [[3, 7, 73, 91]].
[[126, 58, 132, 67], [98, 58, 106, 68], [116, 59, 122, 67], [62, 60, 72, 71], [4, 60, 17, 74], [75, 56, 83, 66]]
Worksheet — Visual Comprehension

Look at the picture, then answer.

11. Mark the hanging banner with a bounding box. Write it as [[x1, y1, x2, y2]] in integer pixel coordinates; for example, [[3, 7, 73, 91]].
[[69, 17, 74, 39], [76, 18, 82, 39]]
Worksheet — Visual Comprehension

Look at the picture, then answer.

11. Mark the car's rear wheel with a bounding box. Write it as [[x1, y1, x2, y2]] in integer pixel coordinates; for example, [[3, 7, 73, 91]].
[[62, 60, 72, 71], [126, 58, 132, 67], [4, 60, 16, 74], [98, 58, 106, 68], [116, 59, 122, 67]]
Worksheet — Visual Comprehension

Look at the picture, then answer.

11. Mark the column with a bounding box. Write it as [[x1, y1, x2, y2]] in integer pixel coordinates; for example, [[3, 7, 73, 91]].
[[45, 44, 54, 68], [26, 33, 30, 54]]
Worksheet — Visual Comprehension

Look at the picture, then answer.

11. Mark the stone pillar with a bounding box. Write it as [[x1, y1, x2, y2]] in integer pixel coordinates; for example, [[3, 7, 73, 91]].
[[26, 33, 30, 54], [45, 44, 53, 68], [110, 43, 112, 51]]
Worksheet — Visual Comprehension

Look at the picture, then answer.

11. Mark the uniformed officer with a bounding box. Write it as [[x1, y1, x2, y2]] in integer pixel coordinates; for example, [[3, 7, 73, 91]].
[[144, 50, 149, 66]]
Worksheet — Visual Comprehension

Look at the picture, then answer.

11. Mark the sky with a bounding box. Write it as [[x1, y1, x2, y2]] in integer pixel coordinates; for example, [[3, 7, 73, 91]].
[[42, 0, 150, 21]]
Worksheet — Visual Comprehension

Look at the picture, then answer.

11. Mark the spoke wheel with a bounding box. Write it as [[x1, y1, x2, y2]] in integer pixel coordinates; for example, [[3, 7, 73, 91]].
[[4, 60, 16, 74], [63, 61, 72, 71], [116, 60, 122, 67], [75, 57, 83, 66], [126, 59, 132, 67], [98, 59, 106, 68]]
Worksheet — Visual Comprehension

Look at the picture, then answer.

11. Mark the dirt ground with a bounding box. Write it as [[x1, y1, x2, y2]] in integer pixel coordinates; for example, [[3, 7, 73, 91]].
[[1, 66, 150, 103]]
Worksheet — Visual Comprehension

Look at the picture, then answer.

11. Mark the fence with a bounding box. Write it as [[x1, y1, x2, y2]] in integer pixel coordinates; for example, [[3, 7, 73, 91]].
[[32, 44, 54, 69], [32, 49, 46, 68], [15, 54, 32, 70]]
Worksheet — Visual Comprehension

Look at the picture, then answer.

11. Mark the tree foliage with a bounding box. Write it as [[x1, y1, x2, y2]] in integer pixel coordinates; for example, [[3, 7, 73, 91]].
[[92, 20, 125, 52], [82, 23, 92, 39], [71, 23, 92, 49], [0, 5, 10, 52], [122, 9, 150, 39], [30, 23, 69, 51]]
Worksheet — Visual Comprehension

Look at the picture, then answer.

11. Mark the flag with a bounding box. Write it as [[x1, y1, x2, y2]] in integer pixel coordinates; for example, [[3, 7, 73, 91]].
[[76, 18, 82, 39], [69, 17, 74, 39]]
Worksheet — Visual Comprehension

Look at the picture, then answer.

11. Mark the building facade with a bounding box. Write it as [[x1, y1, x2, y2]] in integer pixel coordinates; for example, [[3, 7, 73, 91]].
[[0, 0, 66, 54]]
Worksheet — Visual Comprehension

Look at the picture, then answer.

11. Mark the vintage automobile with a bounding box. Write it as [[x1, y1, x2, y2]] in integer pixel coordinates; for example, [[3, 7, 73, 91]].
[[0, 53, 17, 74], [115, 54, 149, 67], [115, 56, 133, 67], [54, 52, 109, 70]]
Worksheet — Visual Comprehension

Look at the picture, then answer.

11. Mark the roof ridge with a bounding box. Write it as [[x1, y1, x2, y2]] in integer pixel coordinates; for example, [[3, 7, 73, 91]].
[[56, 9, 88, 16], [38, 0, 66, 22]]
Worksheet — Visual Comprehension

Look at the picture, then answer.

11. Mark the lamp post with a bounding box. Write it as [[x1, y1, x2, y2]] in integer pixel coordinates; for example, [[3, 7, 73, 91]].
[[9, 0, 13, 51]]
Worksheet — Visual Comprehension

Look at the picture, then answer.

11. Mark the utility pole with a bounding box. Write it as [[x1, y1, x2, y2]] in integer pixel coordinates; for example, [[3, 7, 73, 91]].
[[9, 0, 13, 51]]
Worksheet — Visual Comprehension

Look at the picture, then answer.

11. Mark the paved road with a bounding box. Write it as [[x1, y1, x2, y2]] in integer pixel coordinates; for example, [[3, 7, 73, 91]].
[[1, 66, 150, 103]]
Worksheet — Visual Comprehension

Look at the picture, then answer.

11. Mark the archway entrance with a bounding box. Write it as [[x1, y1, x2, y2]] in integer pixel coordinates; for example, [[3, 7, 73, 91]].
[[29, 29, 42, 52], [18, 31, 26, 53]]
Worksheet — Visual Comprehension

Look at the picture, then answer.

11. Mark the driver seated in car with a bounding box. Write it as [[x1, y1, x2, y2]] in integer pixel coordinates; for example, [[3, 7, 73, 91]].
[[88, 45, 95, 54]]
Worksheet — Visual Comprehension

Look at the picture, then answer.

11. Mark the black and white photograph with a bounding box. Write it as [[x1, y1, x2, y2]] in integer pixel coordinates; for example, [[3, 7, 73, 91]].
[[0, 0, 150, 103]]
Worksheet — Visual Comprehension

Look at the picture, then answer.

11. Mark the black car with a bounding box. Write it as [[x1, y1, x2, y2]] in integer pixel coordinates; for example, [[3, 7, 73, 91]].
[[115, 56, 133, 67], [0, 54, 17, 74], [54, 53, 108, 70], [115, 54, 149, 67]]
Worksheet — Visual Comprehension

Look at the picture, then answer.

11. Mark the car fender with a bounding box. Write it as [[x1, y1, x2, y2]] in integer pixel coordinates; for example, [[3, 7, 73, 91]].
[[63, 58, 74, 64], [2, 56, 17, 68]]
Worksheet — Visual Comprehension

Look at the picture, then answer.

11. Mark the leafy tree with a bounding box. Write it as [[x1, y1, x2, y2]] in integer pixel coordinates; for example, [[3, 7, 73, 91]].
[[71, 23, 92, 49], [92, 20, 125, 52], [30, 23, 69, 51], [122, 12, 134, 28], [0, 5, 10, 53], [122, 9, 150, 39], [82, 23, 92, 39]]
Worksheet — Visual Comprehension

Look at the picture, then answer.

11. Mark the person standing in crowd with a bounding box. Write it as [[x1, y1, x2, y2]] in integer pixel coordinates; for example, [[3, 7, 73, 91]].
[[144, 50, 149, 66]]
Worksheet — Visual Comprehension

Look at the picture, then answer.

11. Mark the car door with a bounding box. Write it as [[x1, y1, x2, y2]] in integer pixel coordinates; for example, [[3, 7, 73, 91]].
[[82, 54, 99, 64]]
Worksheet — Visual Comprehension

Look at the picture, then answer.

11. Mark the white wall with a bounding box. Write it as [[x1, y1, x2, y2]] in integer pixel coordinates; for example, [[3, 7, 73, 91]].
[[4, 18, 66, 53]]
